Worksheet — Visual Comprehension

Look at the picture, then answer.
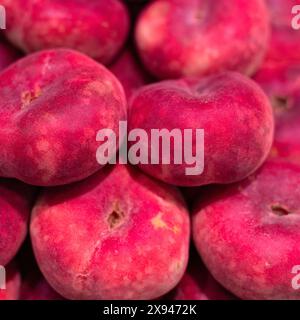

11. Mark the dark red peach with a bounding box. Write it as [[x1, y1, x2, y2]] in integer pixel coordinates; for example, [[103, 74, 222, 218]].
[[193, 160, 300, 300], [30, 164, 190, 300], [129, 72, 274, 186], [0, 179, 35, 266], [2, 0, 129, 65], [135, 0, 270, 79], [0, 49, 126, 186]]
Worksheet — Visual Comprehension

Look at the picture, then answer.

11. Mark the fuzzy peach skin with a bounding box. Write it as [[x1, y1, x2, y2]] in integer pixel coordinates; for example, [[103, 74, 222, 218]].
[[253, 8, 300, 165], [264, 29, 300, 67], [129, 72, 274, 186], [271, 92, 300, 164], [254, 64, 300, 112], [110, 49, 151, 100], [0, 179, 35, 266], [193, 160, 300, 300], [0, 49, 127, 186], [261, 0, 300, 66], [253, 0, 300, 164], [254, 64, 300, 164], [135, 0, 270, 79], [171, 250, 236, 300], [0, 263, 21, 300], [30, 164, 190, 300], [2, 0, 129, 65], [258, 0, 300, 65]]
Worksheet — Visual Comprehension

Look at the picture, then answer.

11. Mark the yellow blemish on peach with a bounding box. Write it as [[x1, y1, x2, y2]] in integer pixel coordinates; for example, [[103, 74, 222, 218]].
[[151, 212, 180, 234], [175, 261, 181, 271], [84, 81, 108, 97], [170, 260, 183, 273], [151, 212, 168, 229], [172, 226, 180, 234], [21, 84, 42, 109]]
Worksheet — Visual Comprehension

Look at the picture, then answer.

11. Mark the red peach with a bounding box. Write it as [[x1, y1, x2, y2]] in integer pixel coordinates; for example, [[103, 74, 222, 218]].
[[253, 1, 300, 165], [110, 49, 151, 100], [0, 179, 35, 266], [171, 250, 236, 300], [261, 0, 300, 66], [271, 100, 300, 164], [135, 0, 270, 79], [30, 164, 190, 300], [254, 64, 300, 165], [2, 0, 129, 65], [0, 263, 21, 300], [129, 72, 274, 186], [253, 0, 300, 165], [0, 49, 127, 186], [264, 29, 300, 67], [254, 64, 300, 110], [193, 160, 300, 300]]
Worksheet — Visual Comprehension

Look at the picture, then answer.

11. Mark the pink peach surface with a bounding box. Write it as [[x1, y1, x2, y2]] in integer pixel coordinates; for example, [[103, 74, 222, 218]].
[[260, 0, 300, 68], [255, 65, 300, 165], [271, 101, 300, 165], [30, 164, 190, 300], [193, 160, 300, 300], [2, 0, 129, 65], [129, 72, 274, 186], [0, 49, 127, 186], [171, 250, 236, 300], [0, 179, 35, 266], [135, 0, 270, 79], [254, 37, 300, 165]]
